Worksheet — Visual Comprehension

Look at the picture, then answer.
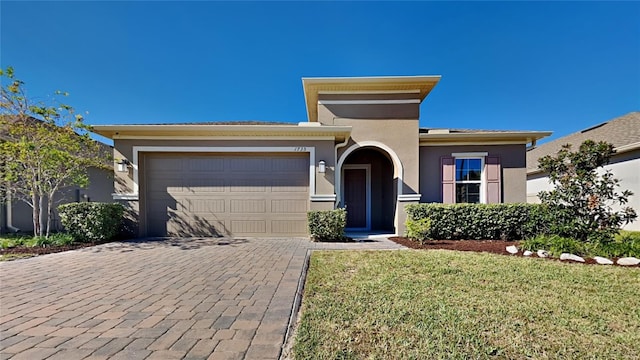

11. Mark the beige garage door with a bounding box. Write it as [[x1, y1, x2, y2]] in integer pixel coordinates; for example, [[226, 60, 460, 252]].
[[144, 153, 309, 237]]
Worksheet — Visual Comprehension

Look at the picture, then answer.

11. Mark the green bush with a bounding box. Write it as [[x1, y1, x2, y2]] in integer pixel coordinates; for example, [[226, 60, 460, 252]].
[[521, 233, 640, 258], [405, 203, 549, 240], [405, 218, 432, 243], [30, 236, 53, 248], [58, 202, 124, 242], [49, 233, 75, 246], [308, 209, 346, 242]]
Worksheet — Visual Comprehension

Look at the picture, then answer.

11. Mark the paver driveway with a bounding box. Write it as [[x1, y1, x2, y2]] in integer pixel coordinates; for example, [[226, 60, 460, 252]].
[[0, 237, 403, 360]]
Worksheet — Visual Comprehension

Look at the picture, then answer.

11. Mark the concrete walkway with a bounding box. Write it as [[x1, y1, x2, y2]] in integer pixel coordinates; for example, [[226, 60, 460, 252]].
[[0, 237, 404, 360]]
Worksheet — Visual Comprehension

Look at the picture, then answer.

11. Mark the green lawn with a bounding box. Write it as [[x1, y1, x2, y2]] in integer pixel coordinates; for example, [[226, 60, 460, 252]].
[[293, 250, 640, 359]]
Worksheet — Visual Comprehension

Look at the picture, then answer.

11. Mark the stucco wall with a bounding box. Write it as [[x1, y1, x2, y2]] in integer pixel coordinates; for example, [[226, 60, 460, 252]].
[[420, 144, 527, 203], [527, 149, 640, 230]]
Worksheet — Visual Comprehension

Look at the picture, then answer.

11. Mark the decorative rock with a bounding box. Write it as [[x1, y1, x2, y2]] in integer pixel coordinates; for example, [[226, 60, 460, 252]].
[[617, 257, 640, 266], [523, 250, 533, 257], [593, 256, 614, 265], [537, 250, 549, 258], [560, 253, 585, 262], [506, 245, 518, 254]]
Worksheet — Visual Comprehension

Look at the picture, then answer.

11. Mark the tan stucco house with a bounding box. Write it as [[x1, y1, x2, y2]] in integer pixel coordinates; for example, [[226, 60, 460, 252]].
[[94, 76, 550, 238], [527, 112, 639, 230]]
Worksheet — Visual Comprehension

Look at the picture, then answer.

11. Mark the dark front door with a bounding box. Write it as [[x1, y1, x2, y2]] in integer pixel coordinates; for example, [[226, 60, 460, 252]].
[[344, 168, 367, 229]]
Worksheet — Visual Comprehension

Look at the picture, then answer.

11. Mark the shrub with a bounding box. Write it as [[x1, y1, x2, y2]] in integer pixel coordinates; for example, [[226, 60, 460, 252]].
[[58, 202, 124, 242], [521, 233, 640, 258], [537, 140, 637, 243], [405, 203, 549, 240], [405, 218, 432, 243], [49, 233, 75, 246], [308, 209, 346, 242], [28, 236, 53, 247]]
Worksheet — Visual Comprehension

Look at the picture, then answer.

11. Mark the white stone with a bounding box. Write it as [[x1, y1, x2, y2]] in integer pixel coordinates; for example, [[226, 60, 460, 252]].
[[560, 253, 585, 262], [537, 250, 549, 258], [593, 256, 614, 265], [523, 250, 533, 257], [506, 245, 518, 254], [617, 257, 640, 266]]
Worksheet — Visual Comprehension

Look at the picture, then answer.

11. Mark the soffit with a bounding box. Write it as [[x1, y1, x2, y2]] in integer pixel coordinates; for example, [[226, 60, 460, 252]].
[[92, 124, 352, 142]]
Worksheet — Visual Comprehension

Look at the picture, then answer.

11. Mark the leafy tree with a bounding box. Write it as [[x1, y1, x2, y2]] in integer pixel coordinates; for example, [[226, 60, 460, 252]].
[[1, 66, 108, 237], [537, 140, 637, 243]]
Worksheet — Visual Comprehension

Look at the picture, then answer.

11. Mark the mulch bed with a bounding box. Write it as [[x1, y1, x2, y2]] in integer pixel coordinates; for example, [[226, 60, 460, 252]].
[[0, 241, 111, 256], [388, 237, 638, 267]]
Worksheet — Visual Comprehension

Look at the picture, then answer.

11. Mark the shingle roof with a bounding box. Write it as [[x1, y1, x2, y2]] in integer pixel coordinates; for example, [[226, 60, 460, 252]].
[[527, 112, 640, 173]]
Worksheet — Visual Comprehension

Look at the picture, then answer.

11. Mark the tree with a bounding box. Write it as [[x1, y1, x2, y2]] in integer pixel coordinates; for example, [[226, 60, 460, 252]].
[[1, 66, 108, 237], [537, 140, 637, 243]]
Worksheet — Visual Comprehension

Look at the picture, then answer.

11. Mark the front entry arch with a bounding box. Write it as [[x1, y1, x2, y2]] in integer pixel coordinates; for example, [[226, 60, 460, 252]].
[[340, 147, 395, 232]]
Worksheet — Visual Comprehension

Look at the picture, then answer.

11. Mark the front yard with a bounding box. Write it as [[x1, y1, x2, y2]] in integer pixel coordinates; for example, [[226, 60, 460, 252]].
[[292, 250, 640, 359]]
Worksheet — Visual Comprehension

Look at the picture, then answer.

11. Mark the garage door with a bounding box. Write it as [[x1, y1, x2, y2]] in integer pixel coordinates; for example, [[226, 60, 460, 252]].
[[145, 153, 309, 237]]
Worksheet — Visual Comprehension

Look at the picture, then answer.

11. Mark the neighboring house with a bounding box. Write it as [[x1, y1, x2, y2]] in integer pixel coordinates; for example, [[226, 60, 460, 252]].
[[0, 116, 114, 234], [93, 76, 550, 238], [526, 112, 640, 230]]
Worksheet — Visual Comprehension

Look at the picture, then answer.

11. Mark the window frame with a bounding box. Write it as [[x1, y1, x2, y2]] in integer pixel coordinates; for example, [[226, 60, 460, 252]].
[[451, 152, 488, 204]]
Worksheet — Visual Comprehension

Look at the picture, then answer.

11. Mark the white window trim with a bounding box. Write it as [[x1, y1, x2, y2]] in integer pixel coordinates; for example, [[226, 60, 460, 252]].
[[123, 146, 322, 199], [342, 164, 371, 231], [452, 154, 486, 204]]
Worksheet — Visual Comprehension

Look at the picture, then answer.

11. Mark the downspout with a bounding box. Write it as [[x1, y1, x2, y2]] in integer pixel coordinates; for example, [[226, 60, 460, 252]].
[[334, 134, 350, 209], [6, 198, 21, 233]]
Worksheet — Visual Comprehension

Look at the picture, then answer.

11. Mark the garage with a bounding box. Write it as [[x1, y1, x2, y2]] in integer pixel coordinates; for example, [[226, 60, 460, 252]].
[[144, 153, 309, 237]]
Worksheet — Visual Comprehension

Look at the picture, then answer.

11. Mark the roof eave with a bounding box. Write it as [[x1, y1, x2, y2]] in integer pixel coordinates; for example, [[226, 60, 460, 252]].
[[92, 124, 353, 141], [527, 140, 640, 175], [420, 131, 552, 144]]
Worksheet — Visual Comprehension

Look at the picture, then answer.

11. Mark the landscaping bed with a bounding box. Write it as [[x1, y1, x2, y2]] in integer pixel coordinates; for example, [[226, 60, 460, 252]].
[[0, 240, 112, 260], [388, 237, 638, 266]]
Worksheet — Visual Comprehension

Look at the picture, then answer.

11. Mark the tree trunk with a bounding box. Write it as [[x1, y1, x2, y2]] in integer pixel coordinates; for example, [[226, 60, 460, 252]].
[[38, 196, 45, 237], [46, 194, 54, 238], [32, 193, 40, 237]]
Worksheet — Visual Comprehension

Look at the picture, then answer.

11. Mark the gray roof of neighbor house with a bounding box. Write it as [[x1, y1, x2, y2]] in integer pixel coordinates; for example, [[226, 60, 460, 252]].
[[527, 112, 640, 173]]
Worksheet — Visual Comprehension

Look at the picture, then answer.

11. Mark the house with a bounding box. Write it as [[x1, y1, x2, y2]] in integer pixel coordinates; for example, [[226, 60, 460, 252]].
[[0, 116, 114, 234], [526, 112, 640, 230], [93, 76, 550, 238]]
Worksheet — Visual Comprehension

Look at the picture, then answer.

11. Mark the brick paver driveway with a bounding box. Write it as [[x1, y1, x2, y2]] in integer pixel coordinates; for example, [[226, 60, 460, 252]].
[[0, 237, 403, 360]]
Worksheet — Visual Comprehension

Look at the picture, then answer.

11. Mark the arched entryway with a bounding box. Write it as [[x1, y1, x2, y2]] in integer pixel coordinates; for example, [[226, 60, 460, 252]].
[[340, 147, 396, 232]]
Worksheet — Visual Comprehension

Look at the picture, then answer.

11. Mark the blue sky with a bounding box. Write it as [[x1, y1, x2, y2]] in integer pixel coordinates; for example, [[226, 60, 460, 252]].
[[1, 1, 639, 145]]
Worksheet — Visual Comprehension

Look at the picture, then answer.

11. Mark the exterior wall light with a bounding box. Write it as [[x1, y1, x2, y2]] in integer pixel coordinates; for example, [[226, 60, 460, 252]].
[[318, 160, 326, 173], [117, 159, 130, 173]]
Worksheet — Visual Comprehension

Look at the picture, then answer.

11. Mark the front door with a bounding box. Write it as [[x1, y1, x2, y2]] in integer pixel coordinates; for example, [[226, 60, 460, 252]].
[[343, 166, 370, 230]]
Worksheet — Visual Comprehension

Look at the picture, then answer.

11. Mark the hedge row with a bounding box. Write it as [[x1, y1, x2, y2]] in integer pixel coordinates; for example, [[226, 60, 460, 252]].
[[405, 203, 552, 241]]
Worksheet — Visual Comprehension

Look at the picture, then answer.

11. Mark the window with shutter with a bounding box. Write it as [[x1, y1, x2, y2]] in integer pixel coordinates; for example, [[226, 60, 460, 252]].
[[441, 153, 502, 204]]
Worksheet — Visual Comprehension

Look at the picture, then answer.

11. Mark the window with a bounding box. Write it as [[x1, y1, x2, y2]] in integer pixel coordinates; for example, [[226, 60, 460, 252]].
[[455, 158, 482, 203], [441, 152, 500, 205]]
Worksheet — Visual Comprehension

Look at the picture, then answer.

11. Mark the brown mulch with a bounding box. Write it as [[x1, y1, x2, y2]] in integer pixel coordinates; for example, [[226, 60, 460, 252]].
[[0, 241, 111, 256], [388, 237, 638, 267]]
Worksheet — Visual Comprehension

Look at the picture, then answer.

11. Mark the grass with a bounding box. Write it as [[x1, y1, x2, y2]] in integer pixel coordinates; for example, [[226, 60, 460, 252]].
[[293, 250, 640, 360]]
